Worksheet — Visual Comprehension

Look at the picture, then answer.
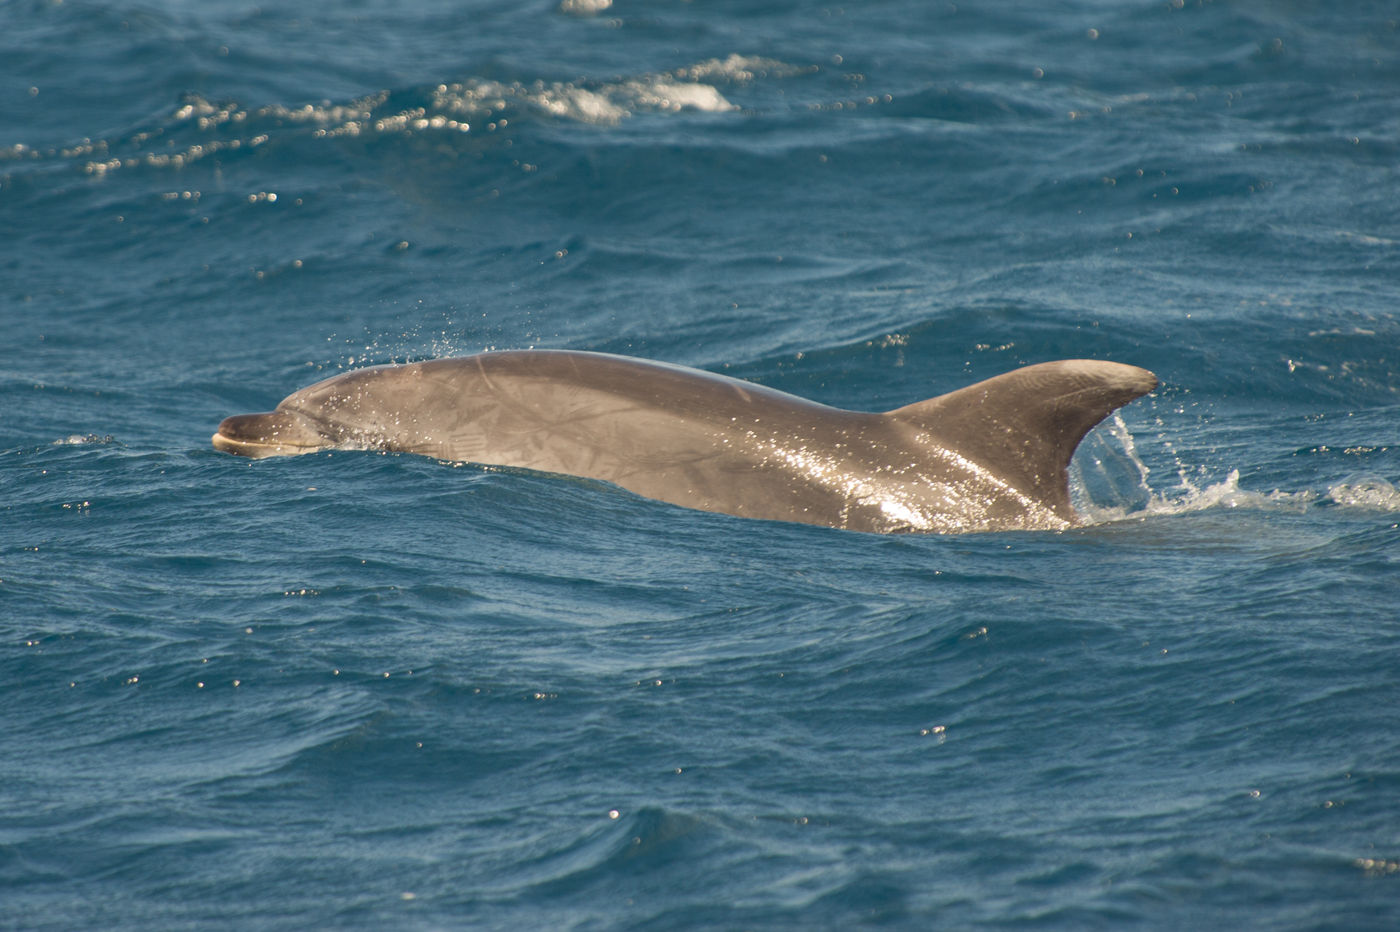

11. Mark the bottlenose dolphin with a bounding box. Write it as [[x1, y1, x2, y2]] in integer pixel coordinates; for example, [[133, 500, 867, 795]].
[[212, 350, 1156, 533]]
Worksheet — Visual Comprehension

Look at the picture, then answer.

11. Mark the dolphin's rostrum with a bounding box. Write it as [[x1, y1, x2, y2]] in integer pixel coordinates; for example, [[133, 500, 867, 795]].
[[212, 350, 1156, 533]]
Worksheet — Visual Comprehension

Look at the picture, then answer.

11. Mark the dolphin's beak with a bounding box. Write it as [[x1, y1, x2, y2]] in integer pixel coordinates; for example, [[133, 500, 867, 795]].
[[211, 409, 326, 458]]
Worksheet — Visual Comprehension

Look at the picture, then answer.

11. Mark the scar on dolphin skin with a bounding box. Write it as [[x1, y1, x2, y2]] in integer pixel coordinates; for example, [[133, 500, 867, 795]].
[[213, 350, 1157, 534]]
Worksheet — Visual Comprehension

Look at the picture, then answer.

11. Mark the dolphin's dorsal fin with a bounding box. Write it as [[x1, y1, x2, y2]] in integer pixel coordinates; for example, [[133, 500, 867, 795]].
[[886, 360, 1158, 519]]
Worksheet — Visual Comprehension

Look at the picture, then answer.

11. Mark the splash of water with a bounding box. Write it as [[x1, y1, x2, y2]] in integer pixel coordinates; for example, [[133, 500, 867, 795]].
[[1328, 476, 1400, 511], [1065, 413, 1398, 526]]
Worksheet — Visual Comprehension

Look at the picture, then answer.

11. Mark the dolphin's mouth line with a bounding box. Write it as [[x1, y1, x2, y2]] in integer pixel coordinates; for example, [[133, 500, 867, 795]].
[[211, 407, 332, 458], [211, 430, 321, 457]]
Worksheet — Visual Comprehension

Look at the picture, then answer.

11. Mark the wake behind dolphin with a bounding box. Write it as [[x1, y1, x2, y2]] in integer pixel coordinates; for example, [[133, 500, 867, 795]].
[[212, 350, 1156, 534]]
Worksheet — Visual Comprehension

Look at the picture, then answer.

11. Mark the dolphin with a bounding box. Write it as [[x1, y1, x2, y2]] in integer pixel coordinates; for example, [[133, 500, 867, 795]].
[[212, 350, 1156, 534]]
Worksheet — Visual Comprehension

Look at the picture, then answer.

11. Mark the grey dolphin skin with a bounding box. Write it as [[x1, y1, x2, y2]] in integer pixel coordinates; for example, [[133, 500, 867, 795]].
[[212, 350, 1156, 534]]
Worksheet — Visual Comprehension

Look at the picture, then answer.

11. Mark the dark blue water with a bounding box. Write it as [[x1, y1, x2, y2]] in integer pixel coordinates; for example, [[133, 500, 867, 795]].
[[4, 1, 1399, 927]]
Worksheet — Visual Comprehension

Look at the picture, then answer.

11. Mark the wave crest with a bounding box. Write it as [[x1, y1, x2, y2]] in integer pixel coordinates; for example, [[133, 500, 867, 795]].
[[6, 54, 808, 178]]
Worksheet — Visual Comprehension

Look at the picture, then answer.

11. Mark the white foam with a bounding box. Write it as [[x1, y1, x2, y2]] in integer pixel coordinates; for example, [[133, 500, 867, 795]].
[[558, 0, 612, 14], [29, 45, 823, 195], [434, 72, 737, 126], [48, 53, 808, 177], [623, 79, 736, 114], [53, 433, 116, 446], [673, 55, 813, 83]]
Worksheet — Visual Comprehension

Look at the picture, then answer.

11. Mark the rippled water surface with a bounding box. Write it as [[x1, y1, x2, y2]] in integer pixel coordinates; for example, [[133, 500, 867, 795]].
[[3, 1, 1399, 928]]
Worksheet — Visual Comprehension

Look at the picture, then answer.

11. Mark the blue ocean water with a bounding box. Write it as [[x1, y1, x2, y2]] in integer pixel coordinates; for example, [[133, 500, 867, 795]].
[[3, 0, 1399, 927]]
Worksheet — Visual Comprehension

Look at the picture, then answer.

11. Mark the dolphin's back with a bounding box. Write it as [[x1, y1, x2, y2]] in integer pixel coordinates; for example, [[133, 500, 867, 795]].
[[219, 350, 1157, 533], [281, 351, 886, 527]]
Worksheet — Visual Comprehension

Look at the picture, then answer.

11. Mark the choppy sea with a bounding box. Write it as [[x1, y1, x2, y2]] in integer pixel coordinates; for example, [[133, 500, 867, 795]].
[[4, 1, 1399, 928]]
